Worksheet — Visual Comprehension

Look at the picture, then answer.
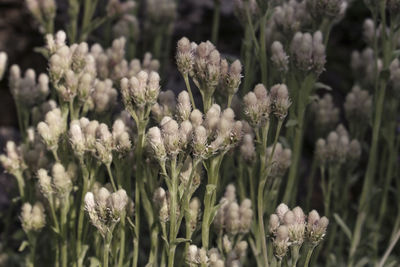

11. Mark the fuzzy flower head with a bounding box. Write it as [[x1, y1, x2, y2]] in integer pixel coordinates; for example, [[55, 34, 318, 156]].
[[0, 141, 26, 175], [9, 65, 50, 107], [213, 185, 253, 235], [121, 70, 160, 112], [307, 210, 329, 244], [243, 84, 271, 128], [266, 143, 292, 178], [0, 52, 7, 80], [291, 31, 326, 75], [37, 108, 65, 151], [85, 188, 130, 237], [20, 202, 46, 233]]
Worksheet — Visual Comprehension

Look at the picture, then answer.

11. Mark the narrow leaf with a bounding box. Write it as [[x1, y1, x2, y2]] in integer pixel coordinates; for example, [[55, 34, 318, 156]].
[[333, 213, 352, 241]]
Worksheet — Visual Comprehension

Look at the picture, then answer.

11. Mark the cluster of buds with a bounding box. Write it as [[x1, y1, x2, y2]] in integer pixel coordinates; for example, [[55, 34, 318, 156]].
[[120, 70, 160, 114], [186, 245, 209, 266], [269, 204, 328, 259], [46, 33, 96, 103], [179, 157, 202, 192], [112, 14, 140, 41], [21, 128, 50, 175], [243, 83, 291, 128], [306, 210, 329, 245], [146, 0, 177, 26], [26, 0, 56, 32], [271, 41, 289, 74], [37, 108, 66, 151], [195, 105, 242, 158], [315, 124, 361, 166], [106, 0, 135, 18], [152, 187, 180, 222], [233, 0, 258, 26], [37, 163, 76, 200], [311, 94, 340, 135], [90, 79, 118, 113], [240, 134, 256, 163], [219, 59, 243, 99], [266, 143, 292, 178], [351, 48, 382, 88], [224, 240, 248, 266], [151, 90, 176, 122], [91, 38, 160, 82], [9, 65, 50, 107], [69, 117, 131, 162], [344, 85, 372, 127], [306, 0, 348, 23], [0, 52, 7, 80], [187, 243, 248, 267], [290, 31, 326, 75], [176, 38, 243, 104], [213, 185, 253, 235], [84, 188, 129, 237], [20, 202, 46, 233], [149, 101, 243, 161], [273, 1, 309, 36], [186, 197, 201, 235], [0, 141, 27, 175]]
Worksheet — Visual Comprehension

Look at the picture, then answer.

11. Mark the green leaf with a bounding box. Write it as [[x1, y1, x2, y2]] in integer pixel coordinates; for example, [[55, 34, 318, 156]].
[[173, 238, 191, 245], [354, 257, 369, 267], [78, 245, 89, 265], [18, 240, 29, 252], [333, 213, 352, 241], [314, 82, 332, 91], [285, 119, 298, 128], [161, 235, 169, 249]]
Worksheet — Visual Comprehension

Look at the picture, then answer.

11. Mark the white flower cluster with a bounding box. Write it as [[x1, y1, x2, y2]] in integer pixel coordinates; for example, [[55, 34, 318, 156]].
[[9, 65, 50, 107], [315, 124, 361, 166], [0, 141, 26, 175], [84, 188, 129, 237], [306, 0, 348, 22], [187, 240, 248, 267], [266, 143, 292, 178], [149, 94, 243, 161], [351, 48, 382, 88], [176, 38, 243, 101], [344, 85, 372, 126], [269, 203, 328, 260], [243, 83, 291, 128], [69, 117, 132, 162], [311, 94, 340, 134], [37, 108, 66, 151], [214, 184, 253, 235], [291, 31, 326, 75], [37, 163, 76, 200], [20, 202, 46, 233]]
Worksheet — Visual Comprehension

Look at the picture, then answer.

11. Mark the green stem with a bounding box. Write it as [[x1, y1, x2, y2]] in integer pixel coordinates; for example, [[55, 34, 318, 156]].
[[257, 121, 270, 267], [378, 228, 400, 267], [303, 246, 316, 267], [168, 157, 178, 267], [211, 0, 221, 45], [76, 163, 89, 267], [259, 12, 268, 86], [106, 164, 117, 191], [118, 215, 126, 267], [103, 242, 110, 267], [184, 74, 196, 109]]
